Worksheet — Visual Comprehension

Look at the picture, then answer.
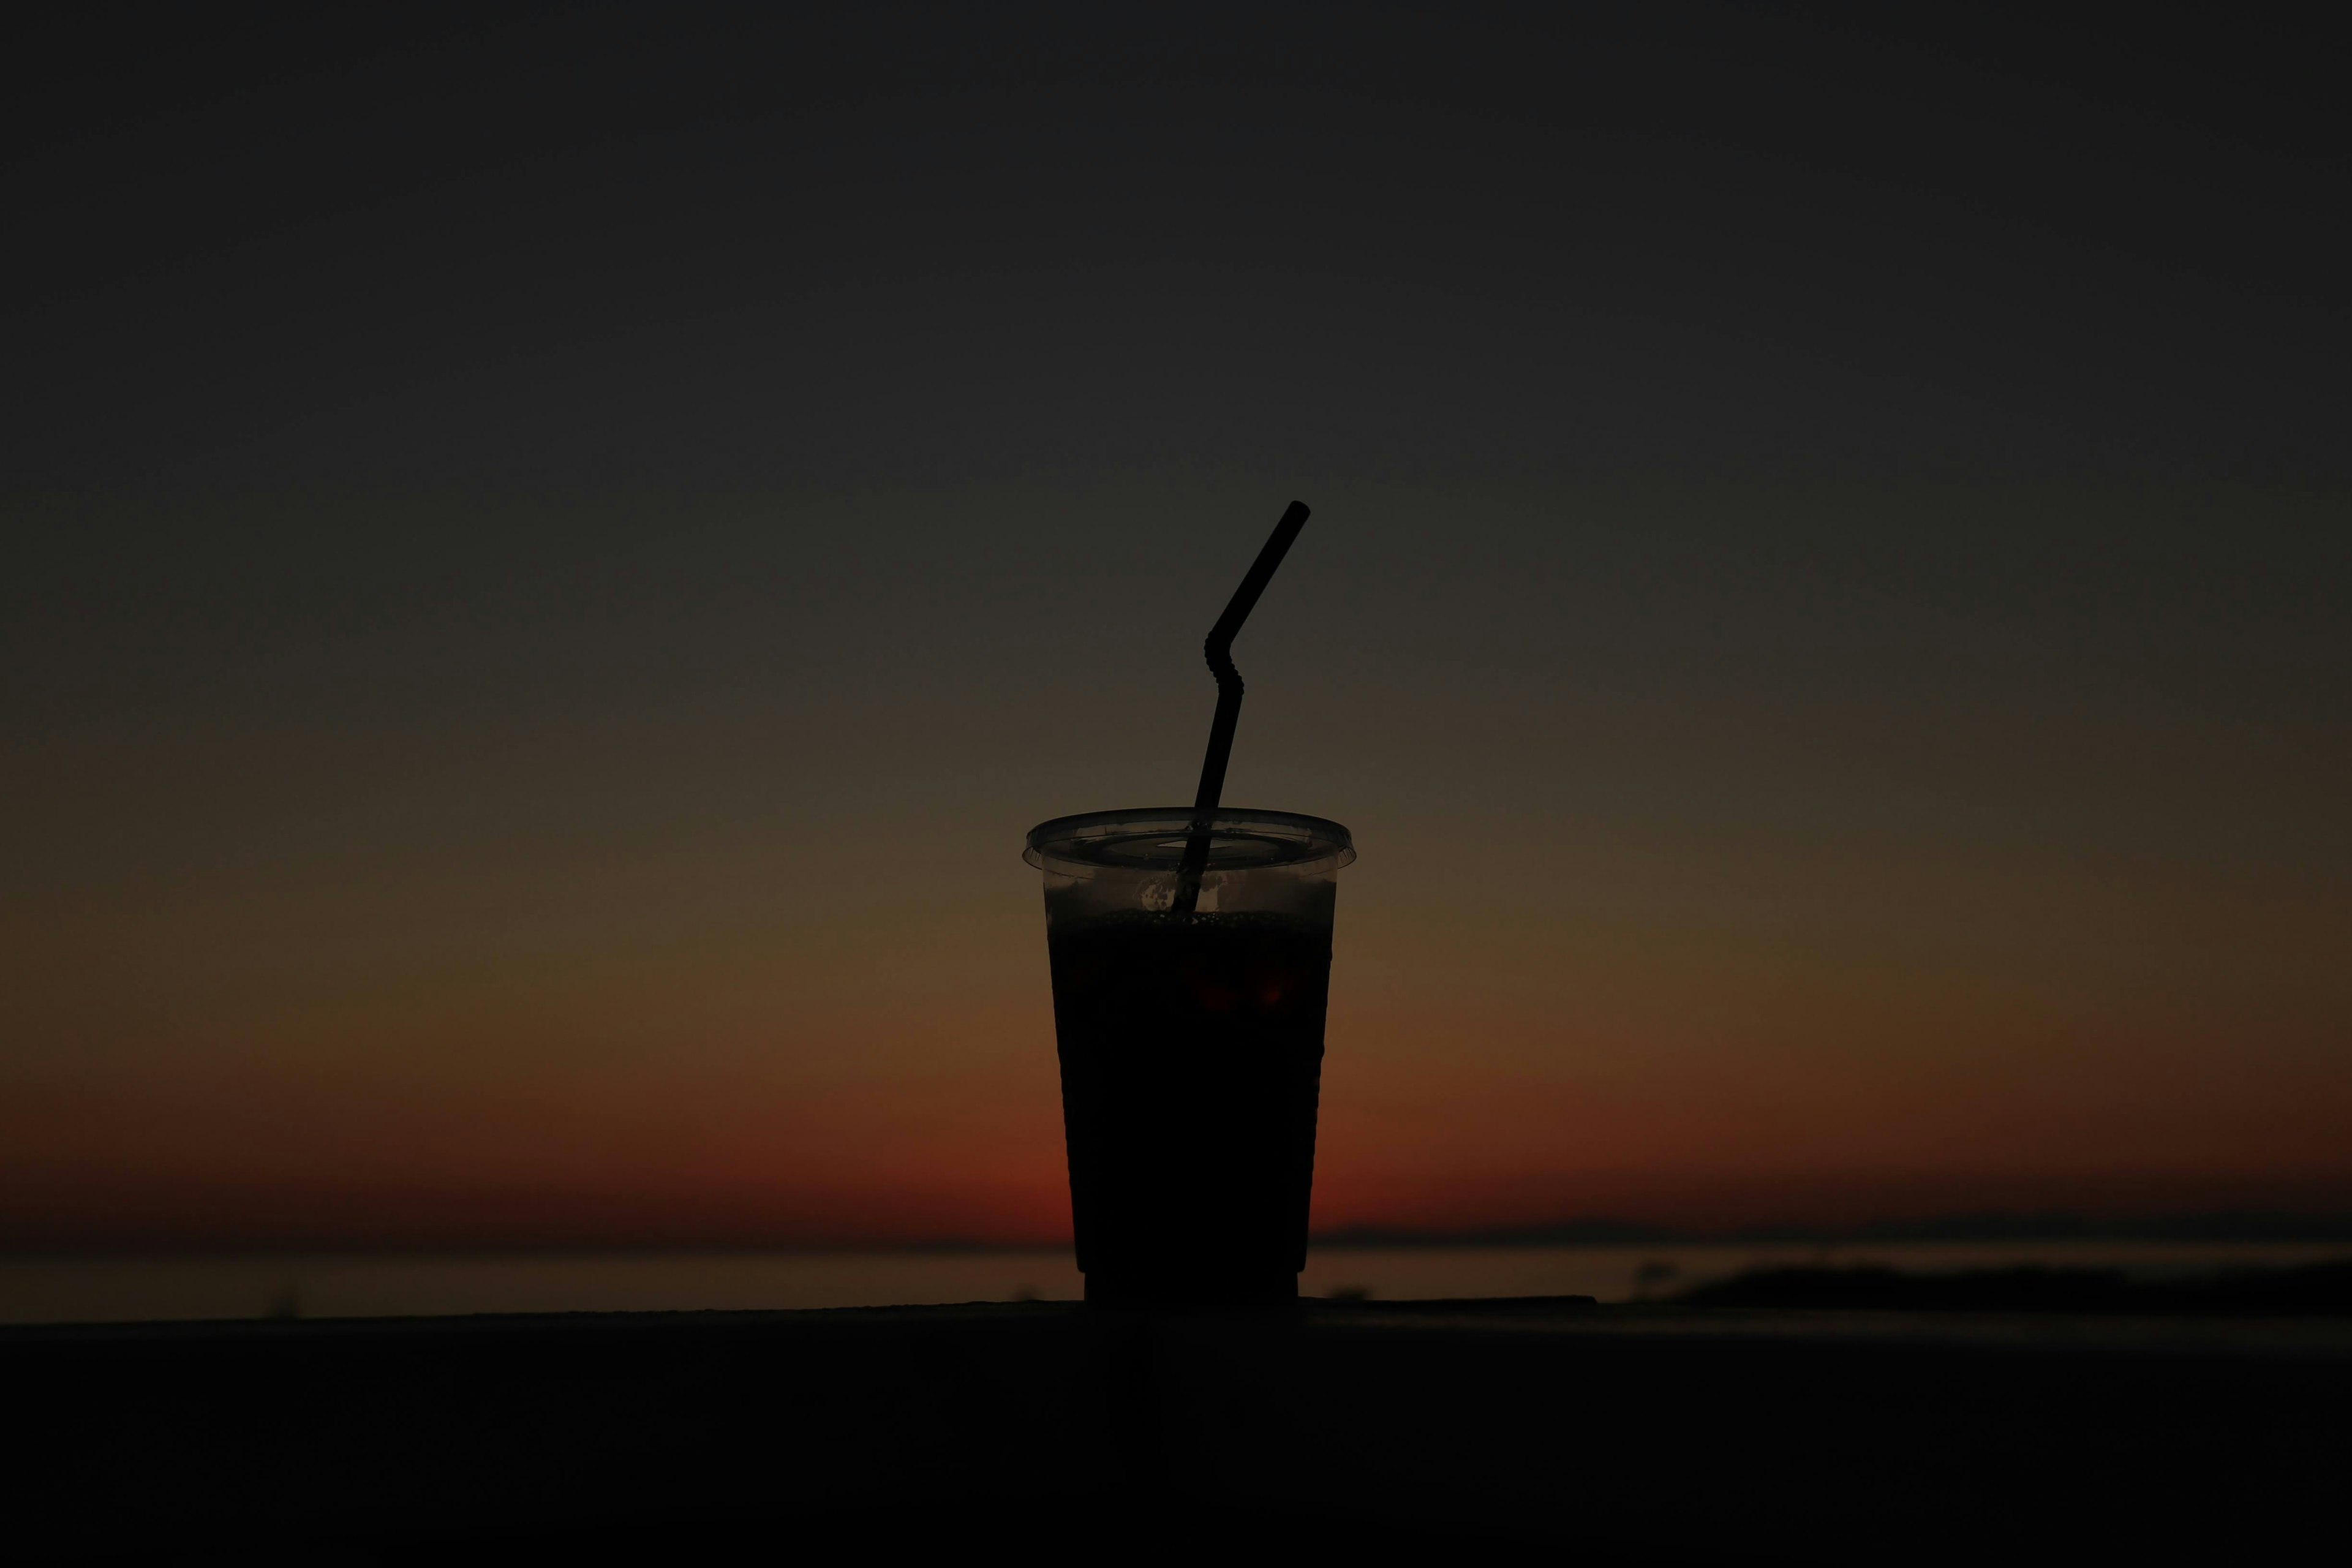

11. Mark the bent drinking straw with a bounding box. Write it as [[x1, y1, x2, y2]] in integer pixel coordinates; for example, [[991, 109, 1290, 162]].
[[1172, 500, 1313, 914]]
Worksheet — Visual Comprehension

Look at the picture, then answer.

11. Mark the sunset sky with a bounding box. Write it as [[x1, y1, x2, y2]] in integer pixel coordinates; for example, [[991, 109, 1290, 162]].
[[7, 3, 2347, 1249]]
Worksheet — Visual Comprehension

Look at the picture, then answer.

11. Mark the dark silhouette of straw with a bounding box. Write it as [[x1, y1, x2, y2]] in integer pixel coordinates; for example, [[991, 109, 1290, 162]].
[[1172, 500, 1311, 914]]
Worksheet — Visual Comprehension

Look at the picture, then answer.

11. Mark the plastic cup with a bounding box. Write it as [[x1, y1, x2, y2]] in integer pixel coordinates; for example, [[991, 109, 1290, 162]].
[[1024, 808, 1356, 1306]]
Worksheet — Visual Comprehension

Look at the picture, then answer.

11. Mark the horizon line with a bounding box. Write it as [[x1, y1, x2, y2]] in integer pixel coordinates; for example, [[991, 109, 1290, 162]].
[[9, 1207, 2352, 1259]]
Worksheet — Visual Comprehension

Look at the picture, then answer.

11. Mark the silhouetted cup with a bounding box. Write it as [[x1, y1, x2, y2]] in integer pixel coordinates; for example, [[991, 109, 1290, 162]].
[[1025, 809, 1355, 1306]]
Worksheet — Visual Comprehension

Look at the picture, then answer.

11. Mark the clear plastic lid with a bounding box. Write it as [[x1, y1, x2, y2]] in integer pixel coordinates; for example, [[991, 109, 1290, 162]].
[[1023, 808, 1356, 878]]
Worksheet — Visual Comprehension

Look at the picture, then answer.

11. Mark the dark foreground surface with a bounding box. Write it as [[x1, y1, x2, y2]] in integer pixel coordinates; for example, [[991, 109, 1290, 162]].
[[8, 1298, 2346, 1564]]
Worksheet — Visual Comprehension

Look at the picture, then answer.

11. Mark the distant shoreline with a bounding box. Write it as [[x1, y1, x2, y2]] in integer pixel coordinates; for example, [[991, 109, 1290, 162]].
[[7, 1212, 2352, 1259], [1312, 1211, 2352, 1248]]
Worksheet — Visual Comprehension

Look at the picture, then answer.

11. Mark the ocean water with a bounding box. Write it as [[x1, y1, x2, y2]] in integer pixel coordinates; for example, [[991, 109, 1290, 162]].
[[3, 1240, 2345, 1327]]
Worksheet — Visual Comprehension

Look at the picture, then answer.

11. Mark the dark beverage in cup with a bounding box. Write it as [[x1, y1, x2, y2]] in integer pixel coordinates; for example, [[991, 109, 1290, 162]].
[[1026, 809, 1355, 1306]]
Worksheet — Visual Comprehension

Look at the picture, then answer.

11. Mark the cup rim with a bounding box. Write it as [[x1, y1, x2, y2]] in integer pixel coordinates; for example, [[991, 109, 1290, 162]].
[[1023, 807, 1355, 876]]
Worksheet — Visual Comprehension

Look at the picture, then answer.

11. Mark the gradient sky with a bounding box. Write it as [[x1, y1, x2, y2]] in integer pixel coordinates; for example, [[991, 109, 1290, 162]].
[[6, 2, 2348, 1248]]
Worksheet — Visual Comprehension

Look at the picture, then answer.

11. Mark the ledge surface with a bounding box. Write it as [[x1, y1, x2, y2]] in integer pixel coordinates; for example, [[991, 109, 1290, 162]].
[[8, 1300, 2343, 1562]]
